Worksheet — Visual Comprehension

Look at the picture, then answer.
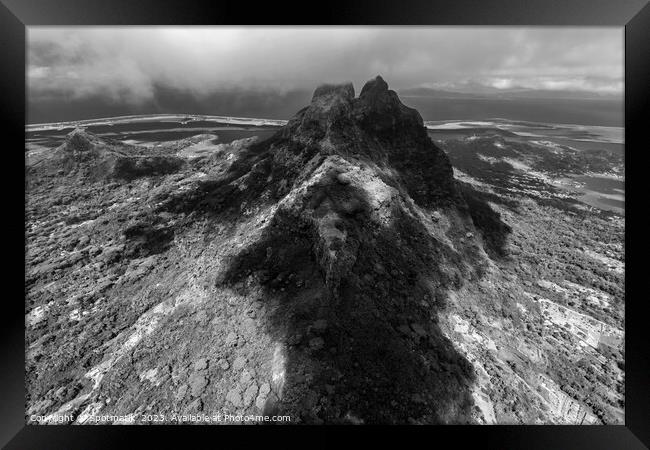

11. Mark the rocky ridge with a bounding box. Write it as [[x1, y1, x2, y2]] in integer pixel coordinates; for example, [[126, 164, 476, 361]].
[[26, 76, 615, 425]]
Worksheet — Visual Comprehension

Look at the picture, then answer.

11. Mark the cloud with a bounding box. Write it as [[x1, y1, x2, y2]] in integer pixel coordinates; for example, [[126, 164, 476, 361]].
[[27, 26, 623, 104]]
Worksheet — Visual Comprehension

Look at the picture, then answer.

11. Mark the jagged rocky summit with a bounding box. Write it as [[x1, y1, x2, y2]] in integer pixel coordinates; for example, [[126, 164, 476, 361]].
[[276, 75, 460, 206]]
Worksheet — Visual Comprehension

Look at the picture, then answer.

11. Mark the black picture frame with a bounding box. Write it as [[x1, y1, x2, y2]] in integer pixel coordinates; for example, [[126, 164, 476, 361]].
[[2, 0, 648, 448]]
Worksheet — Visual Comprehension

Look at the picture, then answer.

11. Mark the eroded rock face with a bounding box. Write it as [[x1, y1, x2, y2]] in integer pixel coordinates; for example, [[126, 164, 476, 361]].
[[26, 76, 505, 425]]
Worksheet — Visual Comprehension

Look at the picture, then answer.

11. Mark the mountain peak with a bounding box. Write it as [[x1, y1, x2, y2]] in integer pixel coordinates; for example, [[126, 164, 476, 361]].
[[311, 82, 355, 102], [274, 76, 458, 206], [359, 75, 389, 98], [62, 128, 103, 153]]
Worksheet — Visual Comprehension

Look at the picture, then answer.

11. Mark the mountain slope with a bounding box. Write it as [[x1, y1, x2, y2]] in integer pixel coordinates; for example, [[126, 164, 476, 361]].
[[26, 76, 545, 425]]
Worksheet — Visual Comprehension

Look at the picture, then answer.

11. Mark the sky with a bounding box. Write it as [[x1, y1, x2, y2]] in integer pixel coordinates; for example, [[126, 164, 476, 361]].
[[27, 27, 624, 123]]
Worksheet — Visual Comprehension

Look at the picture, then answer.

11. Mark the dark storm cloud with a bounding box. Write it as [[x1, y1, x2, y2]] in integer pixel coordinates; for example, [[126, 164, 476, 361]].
[[27, 27, 623, 105]]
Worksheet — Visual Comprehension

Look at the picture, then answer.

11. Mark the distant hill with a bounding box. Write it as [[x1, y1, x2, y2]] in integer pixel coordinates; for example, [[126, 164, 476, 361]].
[[398, 86, 622, 101]]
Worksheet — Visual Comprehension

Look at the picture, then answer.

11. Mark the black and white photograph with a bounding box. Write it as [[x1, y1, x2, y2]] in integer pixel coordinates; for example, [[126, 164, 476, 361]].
[[24, 26, 626, 425]]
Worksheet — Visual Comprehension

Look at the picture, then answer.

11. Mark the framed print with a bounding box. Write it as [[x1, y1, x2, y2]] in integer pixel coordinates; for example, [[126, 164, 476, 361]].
[[1, 0, 648, 448]]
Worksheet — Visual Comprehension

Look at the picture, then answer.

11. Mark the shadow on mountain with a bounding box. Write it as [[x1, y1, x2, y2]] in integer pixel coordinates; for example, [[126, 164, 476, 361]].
[[458, 182, 514, 259], [216, 179, 477, 424]]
